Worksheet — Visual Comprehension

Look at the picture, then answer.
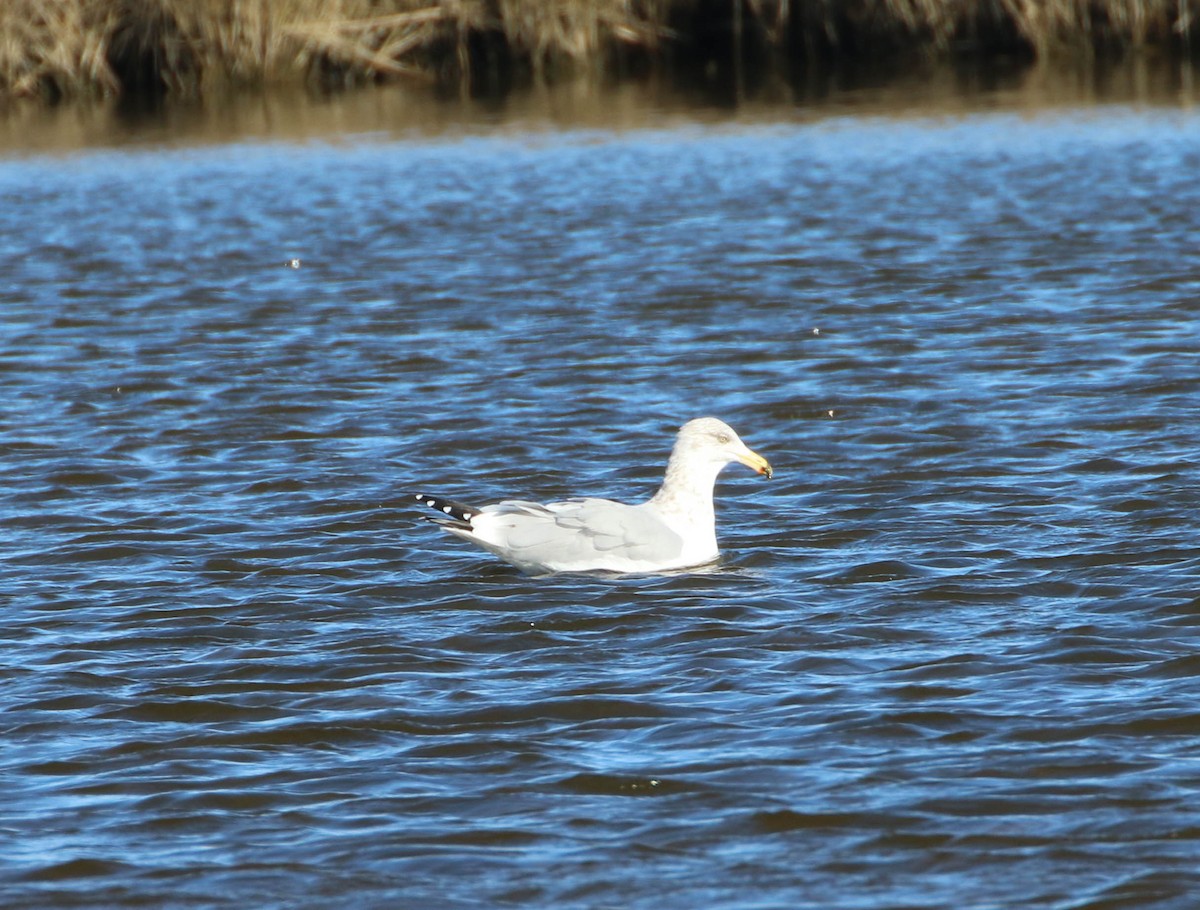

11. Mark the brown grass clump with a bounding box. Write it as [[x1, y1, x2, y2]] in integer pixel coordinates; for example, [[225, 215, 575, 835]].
[[996, 0, 1192, 55], [0, 1, 672, 101], [0, 0, 121, 100], [0, 0, 1196, 104], [784, 0, 1194, 57], [494, 0, 672, 74], [105, 0, 469, 94]]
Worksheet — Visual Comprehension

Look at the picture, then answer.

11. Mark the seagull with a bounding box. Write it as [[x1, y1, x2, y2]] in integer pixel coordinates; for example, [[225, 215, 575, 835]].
[[411, 417, 773, 575]]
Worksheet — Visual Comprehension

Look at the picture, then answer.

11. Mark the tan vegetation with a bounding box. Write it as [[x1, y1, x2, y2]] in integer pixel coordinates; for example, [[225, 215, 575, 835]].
[[0, 0, 1196, 103]]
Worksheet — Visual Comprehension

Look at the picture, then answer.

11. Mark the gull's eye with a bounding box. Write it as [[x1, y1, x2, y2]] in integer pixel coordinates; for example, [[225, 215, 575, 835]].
[[717, 433, 731, 444]]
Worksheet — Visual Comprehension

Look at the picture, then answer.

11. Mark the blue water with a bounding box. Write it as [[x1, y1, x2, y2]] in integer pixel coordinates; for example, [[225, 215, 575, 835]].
[[2, 104, 1199, 909]]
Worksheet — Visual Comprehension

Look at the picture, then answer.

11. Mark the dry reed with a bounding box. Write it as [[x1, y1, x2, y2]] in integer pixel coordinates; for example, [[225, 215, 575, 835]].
[[0, 0, 1196, 104]]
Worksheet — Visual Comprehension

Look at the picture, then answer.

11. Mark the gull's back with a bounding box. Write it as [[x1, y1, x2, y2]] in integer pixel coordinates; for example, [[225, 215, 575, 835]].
[[443, 497, 687, 574]]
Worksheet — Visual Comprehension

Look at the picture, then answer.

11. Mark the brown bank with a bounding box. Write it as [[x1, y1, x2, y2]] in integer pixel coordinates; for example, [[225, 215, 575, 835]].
[[1, 0, 1197, 104]]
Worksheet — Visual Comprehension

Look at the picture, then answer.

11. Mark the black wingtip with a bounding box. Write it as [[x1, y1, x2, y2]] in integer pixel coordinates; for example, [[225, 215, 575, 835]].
[[411, 492, 480, 528]]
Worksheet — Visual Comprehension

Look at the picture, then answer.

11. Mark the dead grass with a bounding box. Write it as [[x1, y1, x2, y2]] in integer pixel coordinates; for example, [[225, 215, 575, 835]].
[[0, 0, 1195, 103], [996, 0, 1193, 55], [0, 0, 120, 100]]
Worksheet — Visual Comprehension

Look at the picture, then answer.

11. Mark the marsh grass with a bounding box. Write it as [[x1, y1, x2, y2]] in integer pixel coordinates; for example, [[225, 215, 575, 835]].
[[0, 0, 121, 100], [1, 0, 1196, 103]]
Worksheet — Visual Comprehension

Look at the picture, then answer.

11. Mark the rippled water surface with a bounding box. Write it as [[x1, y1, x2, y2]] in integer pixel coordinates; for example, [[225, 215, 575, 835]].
[[3, 98, 1200, 909]]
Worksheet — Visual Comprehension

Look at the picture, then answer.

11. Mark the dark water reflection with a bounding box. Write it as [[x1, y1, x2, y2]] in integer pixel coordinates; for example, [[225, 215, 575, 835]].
[[1, 56, 1198, 155], [2, 81, 1200, 909]]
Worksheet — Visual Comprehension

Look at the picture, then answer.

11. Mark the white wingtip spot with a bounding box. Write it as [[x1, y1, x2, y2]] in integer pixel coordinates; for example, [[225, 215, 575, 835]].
[[442, 505, 453, 513]]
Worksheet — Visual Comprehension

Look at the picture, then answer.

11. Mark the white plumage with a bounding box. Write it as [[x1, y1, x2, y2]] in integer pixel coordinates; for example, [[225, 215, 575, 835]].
[[412, 417, 773, 575]]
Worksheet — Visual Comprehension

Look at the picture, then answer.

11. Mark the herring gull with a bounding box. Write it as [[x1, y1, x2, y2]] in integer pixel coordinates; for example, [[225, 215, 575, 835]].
[[412, 417, 773, 575]]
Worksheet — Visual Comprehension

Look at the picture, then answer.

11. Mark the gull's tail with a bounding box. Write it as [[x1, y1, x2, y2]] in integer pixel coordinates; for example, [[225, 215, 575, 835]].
[[411, 492, 481, 529]]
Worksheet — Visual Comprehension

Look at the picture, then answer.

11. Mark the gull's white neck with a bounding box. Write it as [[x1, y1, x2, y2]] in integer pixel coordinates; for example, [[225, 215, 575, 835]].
[[647, 450, 724, 556]]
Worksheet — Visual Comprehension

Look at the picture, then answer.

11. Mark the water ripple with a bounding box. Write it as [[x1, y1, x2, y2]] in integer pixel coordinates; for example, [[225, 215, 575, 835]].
[[2, 108, 1200, 908]]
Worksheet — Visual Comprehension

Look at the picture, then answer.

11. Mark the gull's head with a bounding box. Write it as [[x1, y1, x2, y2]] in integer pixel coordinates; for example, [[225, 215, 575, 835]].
[[674, 417, 773, 479]]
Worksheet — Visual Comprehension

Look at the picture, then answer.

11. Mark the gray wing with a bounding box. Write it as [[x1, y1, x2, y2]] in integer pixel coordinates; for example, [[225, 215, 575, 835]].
[[468, 498, 684, 568]]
